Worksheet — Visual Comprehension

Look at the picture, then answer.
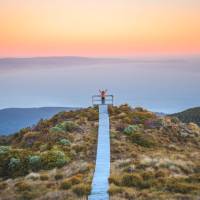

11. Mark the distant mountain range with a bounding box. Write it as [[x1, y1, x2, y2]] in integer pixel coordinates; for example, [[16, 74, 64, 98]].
[[0, 107, 78, 135], [170, 107, 200, 126]]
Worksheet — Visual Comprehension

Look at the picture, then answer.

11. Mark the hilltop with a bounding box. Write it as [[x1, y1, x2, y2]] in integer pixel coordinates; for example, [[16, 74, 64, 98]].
[[170, 107, 200, 126], [0, 105, 199, 200]]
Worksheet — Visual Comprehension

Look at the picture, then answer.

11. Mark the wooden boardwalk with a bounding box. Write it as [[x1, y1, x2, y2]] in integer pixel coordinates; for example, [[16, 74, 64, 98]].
[[88, 104, 110, 200]]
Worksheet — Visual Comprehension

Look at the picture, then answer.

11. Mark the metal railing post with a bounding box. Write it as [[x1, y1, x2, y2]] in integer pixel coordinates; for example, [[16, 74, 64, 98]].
[[92, 95, 114, 106]]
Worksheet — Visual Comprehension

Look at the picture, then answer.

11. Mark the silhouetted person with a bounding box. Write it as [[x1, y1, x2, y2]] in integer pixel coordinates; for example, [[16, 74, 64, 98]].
[[99, 89, 107, 104]]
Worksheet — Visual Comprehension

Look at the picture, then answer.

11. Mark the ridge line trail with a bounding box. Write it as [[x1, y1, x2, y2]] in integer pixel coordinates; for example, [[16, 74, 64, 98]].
[[89, 104, 110, 200]]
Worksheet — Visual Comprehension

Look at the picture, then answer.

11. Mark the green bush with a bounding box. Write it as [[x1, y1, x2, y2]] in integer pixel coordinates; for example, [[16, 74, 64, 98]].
[[109, 175, 121, 186], [121, 173, 143, 187], [0, 146, 11, 155], [108, 184, 124, 195], [138, 179, 157, 189], [84, 109, 98, 121], [166, 181, 199, 194], [131, 133, 156, 148], [59, 139, 71, 146], [69, 176, 82, 185], [132, 111, 156, 124], [41, 150, 69, 170], [51, 121, 78, 133], [141, 171, 155, 180], [124, 125, 139, 136], [55, 173, 64, 180], [23, 131, 40, 147], [28, 155, 41, 171], [40, 174, 49, 181], [50, 126, 64, 133], [0, 149, 30, 178], [15, 181, 31, 192], [72, 184, 91, 197], [9, 157, 21, 170], [60, 179, 72, 190]]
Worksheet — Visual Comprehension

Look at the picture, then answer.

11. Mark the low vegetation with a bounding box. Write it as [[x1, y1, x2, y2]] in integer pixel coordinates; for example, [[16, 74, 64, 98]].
[[0, 104, 200, 200], [109, 104, 200, 200], [0, 107, 98, 200]]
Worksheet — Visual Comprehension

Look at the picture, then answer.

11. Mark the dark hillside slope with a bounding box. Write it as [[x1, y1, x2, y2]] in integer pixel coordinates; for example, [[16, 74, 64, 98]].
[[0, 107, 77, 135], [170, 107, 200, 126]]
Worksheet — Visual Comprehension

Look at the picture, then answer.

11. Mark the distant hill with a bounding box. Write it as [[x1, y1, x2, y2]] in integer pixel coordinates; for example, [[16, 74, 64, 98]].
[[170, 107, 200, 126], [0, 107, 78, 135]]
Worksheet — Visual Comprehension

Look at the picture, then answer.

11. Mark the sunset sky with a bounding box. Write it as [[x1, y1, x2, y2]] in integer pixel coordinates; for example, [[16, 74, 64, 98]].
[[0, 0, 200, 57]]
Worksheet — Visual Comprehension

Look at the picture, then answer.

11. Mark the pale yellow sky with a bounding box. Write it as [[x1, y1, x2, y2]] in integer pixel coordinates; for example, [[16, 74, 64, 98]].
[[0, 0, 200, 57]]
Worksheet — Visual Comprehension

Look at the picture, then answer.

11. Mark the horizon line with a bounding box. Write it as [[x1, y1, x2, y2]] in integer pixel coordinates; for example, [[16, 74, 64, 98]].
[[0, 53, 200, 60]]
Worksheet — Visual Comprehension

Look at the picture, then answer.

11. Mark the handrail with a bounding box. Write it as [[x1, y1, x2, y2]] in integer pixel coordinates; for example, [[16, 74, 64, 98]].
[[92, 95, 114, 106]]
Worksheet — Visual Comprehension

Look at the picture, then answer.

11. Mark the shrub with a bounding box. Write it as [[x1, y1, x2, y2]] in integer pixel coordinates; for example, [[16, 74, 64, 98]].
[[0, 182, 7, 190], [138, 179, 155, 189], [18, 191, 37, 200], [109, 174, 122, 186], [144, 118, 163, 129], [41, 150, 69, 170], [0, 149, 30, 178], [55, 173, 64, 180], [39, 144, 48, 151], [51, 121, 79, 133], [141, 171, 154, 180], [69, 176, 82, 185], [108, 184, 124, 195], [28, 155, 41, 171], [40, 174, 49, 181], [15, 181, 31, 192], [119, 104, 132, 113], [50, 126, 64, 133], [124, 125, 139, 136], [9, 157, 21, 170], [86, 109, 98, 121], [171, 117, 180, 124], [155, 169, 169, 178], [115, 122, 126, 132], [59, 139, 71, 146], [166, 181, 199, 194], [131, 133, 156, 148], [63, 121, 79, 132], [185, 174, 200, 184], [0, 146, 11, 155], [121, 173, 143, 187], [23, 132, 40, 147], [132, 111, 156, 124], [72, 184, 91, 197], [60, 179, 72, 190], [122, 117, 132, 124]]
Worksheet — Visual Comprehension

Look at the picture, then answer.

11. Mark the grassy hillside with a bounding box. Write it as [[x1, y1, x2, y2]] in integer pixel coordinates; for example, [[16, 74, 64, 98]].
[[0, 107, 77, 135], [108, 105, 200, 200], [170, 107, 200, 126], [0, 105, 199, 200], [0, 107, 98, 200]]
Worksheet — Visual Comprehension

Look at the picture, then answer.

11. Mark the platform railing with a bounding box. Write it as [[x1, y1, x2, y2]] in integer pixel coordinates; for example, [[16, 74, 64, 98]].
[[92, 95, 114, 106]]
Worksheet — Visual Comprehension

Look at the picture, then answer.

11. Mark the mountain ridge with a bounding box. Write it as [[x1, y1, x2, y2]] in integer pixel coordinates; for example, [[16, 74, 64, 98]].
[[170, 107, 200, 126], [0, 107, 78, 135]]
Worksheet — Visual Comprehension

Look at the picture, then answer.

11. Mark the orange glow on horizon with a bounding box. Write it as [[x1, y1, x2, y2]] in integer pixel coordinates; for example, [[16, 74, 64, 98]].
[[0, 0, 200, 57]]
